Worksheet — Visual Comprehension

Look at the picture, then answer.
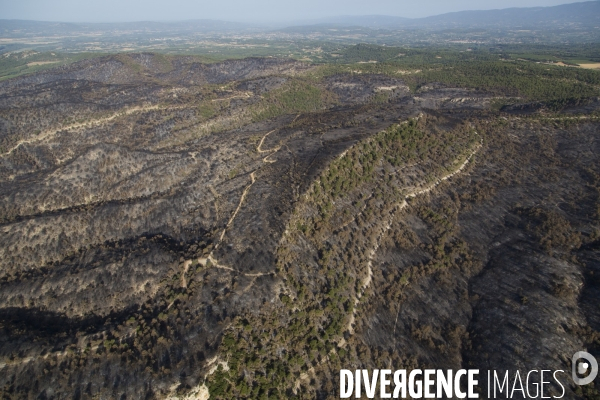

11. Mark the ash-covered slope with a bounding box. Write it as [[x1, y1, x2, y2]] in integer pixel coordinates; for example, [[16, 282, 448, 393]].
[[0, 53, 598, 399]]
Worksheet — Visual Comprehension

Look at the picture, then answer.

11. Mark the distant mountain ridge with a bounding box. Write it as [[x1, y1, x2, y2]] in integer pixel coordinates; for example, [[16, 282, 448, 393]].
[[410, 0, 600, 29], [297, 1, 600, 30], [1, 0, 599, 36]]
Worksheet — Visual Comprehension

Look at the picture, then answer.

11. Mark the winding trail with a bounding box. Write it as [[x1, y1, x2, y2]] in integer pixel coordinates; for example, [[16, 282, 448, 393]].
[[176, 124, 291, 278], [1, 120, 289, 373], [1, 103, 189, 157], [345, 140, 481, 337], [293, 138, 481, 393], [163, 123, 300, 399], [215, 171, 256, 250], [256, 129, 280, 153], [201, 122, 292, 259], [212, 123, 288, 251]]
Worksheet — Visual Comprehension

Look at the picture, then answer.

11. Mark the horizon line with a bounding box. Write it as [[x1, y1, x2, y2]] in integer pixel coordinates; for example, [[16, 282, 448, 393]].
[[0, 0, 596, 25]]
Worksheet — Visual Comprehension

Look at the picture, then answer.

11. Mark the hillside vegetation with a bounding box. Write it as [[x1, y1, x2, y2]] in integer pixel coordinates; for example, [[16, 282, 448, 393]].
[[0, 51, 598, 399]]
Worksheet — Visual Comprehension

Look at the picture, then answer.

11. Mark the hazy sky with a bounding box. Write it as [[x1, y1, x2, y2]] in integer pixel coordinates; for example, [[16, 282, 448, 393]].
[[0, 0, 588, 23]]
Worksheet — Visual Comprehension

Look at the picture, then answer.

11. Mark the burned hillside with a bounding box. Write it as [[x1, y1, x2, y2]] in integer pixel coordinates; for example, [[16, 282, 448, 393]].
[[0, 53, 598, 399]]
